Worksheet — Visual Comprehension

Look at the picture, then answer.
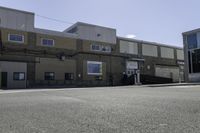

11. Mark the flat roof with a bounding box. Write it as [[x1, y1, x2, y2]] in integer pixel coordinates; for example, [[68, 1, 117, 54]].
[[34, 28, 78, 39], [182, 28, 200, 35], [118, 36, 183, 50], [64, 22, 116, 32], [0, 6, 34, 15]]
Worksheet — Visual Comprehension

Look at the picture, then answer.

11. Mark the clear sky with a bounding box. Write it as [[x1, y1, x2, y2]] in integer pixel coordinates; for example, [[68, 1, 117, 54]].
[[0, 0, 199, 47]]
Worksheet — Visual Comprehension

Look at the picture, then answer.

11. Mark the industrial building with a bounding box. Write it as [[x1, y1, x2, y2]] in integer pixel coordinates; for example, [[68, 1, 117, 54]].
[[0, 6, 184, 88], [183, 28, 200, 82]]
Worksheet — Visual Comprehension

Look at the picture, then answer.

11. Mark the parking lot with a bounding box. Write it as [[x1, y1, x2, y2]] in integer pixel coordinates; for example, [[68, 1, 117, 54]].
[[0, 85, 200, 133]]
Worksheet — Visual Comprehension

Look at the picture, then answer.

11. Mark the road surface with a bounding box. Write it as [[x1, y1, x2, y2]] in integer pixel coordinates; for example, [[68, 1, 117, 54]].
[[0, 85, 200, 133]]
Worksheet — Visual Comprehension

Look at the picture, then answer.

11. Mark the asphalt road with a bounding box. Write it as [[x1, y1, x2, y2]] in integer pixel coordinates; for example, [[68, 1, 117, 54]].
[[0, 85, 200, 133]]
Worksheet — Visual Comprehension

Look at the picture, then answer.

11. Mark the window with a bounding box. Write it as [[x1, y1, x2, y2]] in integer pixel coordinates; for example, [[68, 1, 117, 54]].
[[91, 44, 101, 51], [45, 72, 55, 80], [188, 49, 200, 73], [187, 34, 197, 49], [91, 44, 111, 53], [87, 61, 102, 75], [102, 46, 111, 53], [8, 34, 24, 43], [13, 72, 25, 80], [41, 38, 54, 46], [65, 73, 74, 80]]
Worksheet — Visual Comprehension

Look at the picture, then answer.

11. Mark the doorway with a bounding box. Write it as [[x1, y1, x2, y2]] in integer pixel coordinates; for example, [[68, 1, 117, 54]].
[[1, 72, 7, 88]]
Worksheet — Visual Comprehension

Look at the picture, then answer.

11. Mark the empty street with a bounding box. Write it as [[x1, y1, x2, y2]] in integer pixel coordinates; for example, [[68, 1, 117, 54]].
[[0, 85, 200, 133]]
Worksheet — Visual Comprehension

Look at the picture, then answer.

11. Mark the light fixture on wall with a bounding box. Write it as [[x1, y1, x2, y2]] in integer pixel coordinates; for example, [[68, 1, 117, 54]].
[[147, 65, 151, 70]]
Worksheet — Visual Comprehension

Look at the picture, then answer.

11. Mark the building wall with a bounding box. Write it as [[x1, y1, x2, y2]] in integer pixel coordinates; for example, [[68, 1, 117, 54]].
[[35, 58, 76, 81], [118, 38, 184, 82], [1, 28, 28, 45], [36, 33, 77, 50], [76, 23, 116, 44], [183, 32, 200, 82], [0, 7, 34, 31], [0, 61, 27, 88]]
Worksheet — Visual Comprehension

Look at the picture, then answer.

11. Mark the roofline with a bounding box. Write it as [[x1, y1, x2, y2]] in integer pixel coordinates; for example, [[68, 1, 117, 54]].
[[117, 36, 183, 49], [64, 22, 116, 32], [34, 28, 78, 39], [0, 6, 34, 15], [182, 28, 200, 35]]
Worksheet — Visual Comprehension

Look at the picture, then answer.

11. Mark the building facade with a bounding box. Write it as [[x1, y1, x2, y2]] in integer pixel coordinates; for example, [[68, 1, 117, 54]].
[[0, 6, 184, 88], [183, 29, 200, 82]]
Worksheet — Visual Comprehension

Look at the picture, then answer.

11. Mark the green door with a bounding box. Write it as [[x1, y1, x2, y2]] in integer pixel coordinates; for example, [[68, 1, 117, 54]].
[[1, 72, 7, 88]]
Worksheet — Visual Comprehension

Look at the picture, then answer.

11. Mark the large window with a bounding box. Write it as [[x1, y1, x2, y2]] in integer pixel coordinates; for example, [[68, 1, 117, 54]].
[[187, 34, 197, 49], [41, 38, 54, 46], [188, 49, 200, 73], [87, 61, 102, 75], [8, 34, 24, 43], [44, 72, 55, 80], [13, 72, 25, 81], [65, 73, 74, 80]]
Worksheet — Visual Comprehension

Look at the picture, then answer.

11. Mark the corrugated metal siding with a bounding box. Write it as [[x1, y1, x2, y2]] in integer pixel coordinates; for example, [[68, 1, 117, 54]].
[[155, 65, 179, 82], [120, 40, 138, 55], [142, 44, 158, 57], [161, 47, 174, 59], [177, 49, 184, 60]]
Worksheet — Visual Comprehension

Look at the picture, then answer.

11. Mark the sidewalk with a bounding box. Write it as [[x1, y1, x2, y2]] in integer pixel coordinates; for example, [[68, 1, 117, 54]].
[[144, 83, 200, 87]]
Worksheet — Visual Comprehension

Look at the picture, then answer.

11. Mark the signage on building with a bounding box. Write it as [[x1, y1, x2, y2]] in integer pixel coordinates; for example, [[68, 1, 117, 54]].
[[126, 61, 138, 69], [177, 61, 185, 65]]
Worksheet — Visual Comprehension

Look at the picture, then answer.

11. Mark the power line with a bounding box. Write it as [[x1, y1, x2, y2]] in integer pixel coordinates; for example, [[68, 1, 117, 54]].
[[36, 14, 74, 25]]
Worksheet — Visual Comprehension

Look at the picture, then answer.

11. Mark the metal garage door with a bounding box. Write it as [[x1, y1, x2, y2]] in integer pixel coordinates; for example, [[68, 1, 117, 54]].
[[155, 65, 179, 82]]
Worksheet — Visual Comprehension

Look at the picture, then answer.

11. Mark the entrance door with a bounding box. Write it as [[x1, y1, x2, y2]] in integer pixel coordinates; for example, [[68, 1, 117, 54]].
[[1, 72, 7, 88]]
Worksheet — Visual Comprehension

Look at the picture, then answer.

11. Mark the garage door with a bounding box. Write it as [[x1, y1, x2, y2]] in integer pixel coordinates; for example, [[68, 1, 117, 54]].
[[155, 65, 179, 82]]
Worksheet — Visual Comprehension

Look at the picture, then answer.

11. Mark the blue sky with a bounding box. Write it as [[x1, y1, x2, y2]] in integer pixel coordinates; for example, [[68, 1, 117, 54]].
[[0, 0, 199, 47]]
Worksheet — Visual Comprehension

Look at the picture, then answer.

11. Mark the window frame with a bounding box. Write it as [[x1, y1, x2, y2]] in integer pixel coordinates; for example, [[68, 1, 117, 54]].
[[102, 45, 111, 53], [13, 72, 25, 81], [8, 34, 24, 43], [90, 44, 102, 52], [87, 61, 103, 76], [41, 38, 55, 47], [65, 73, 74, 80], [44, 72, 55, 80]]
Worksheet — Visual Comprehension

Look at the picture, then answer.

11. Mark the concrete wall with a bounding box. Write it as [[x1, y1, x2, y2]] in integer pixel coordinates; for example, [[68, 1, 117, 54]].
[[1, 28, 28, 45], [36, 33, 77, 50], [35, 58, 76, 81], [0, 6, 34, 31], [0, 61, 27, 88], [77, 24, 116, 44]]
